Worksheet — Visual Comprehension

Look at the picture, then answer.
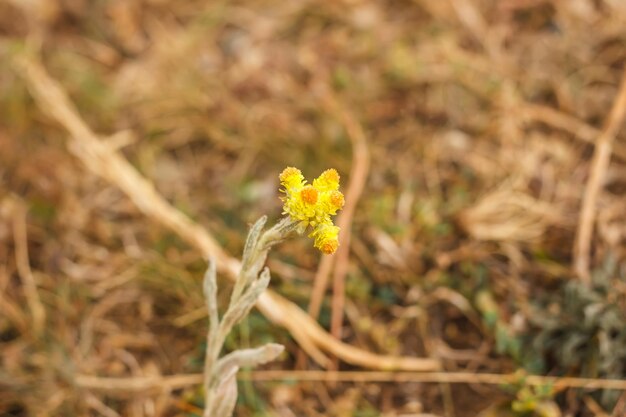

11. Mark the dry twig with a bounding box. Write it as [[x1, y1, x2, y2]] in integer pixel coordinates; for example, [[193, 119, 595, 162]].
[[316, 86, 371, 369], [7, 196, 45, 337], [574, 67, 626, 284]]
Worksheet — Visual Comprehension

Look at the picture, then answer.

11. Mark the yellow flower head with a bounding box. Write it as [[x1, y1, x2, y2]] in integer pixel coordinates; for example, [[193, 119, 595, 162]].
[[313, 168, 340, 192], [329, 190, 345, 211], [279, 167, 344, 254], [279, 167, 305, 192], [310, 223, 340, 255], [300, 185, 318, 205]]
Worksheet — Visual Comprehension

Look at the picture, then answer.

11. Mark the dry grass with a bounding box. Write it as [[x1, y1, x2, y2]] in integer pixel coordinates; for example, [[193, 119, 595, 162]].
[[1, 0, 626, 416]]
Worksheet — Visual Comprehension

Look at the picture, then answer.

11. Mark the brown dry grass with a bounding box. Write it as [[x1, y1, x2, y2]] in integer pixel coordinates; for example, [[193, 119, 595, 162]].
[[1, 0, 626, 416]]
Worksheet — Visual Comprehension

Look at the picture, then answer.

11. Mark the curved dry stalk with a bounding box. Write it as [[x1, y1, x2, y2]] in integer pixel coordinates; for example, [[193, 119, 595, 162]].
[[14, 54, 440, 373], [7, 196, 46, 337], [316, 86, 371, 370], [574, 67, 626, 284]]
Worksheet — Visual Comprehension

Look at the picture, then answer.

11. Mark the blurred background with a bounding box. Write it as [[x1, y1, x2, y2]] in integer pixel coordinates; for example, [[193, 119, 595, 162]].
[[1, 0, 626, 416]]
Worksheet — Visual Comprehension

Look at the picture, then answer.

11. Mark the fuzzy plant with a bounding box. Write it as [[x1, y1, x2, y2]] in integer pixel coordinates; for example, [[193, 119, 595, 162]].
[[524, 257, 626, 408], [202, 167, 345, 417]]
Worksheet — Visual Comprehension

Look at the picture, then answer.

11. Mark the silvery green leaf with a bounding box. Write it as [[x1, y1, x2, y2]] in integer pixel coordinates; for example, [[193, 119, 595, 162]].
[[242, 215, 267, 268], [220, 268, 271, 336], [216, 343, 284, 375]]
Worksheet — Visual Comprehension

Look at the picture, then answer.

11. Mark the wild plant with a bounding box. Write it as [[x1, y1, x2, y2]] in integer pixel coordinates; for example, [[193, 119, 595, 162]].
[[202, 167, 344, 417]]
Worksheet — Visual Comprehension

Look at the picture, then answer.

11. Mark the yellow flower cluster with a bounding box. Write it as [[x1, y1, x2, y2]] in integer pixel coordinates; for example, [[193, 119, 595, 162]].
[[279, 167, 345, 254]]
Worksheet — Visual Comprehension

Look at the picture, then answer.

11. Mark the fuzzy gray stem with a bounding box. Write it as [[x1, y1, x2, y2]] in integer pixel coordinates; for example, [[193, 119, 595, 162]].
[[203, 217, 292, 417]]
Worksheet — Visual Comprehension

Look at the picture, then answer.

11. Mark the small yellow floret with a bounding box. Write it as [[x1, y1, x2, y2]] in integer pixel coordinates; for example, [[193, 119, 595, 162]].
[[329, 190, 345, 210], [280, 166, 301, 182], [279, 167, 305, 192], [313, 168, 340, 192], [300, 186, 318, 205], [310, 223, 340, 255], [321, 239, 339, 255]]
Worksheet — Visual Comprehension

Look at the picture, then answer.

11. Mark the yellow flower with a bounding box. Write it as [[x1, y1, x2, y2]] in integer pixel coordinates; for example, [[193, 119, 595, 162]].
[[309, 223, 340, 255], [300, 185, 319, 205], [279, 167, 305, 192], [279, 166, 344, 254], [312, 168, 340, 192]]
